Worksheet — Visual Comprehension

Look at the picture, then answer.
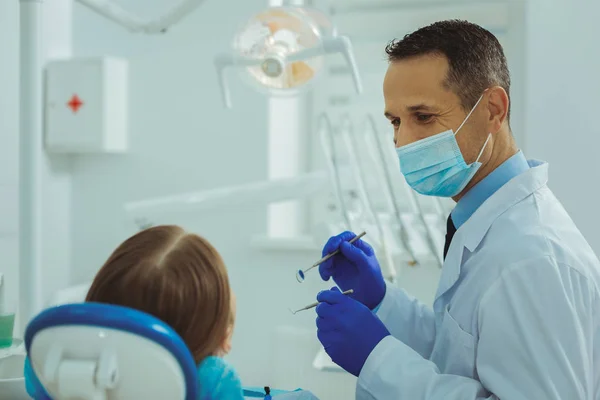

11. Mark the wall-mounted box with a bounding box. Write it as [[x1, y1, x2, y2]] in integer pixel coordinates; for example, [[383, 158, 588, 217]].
[[45, 57, 128, 153]]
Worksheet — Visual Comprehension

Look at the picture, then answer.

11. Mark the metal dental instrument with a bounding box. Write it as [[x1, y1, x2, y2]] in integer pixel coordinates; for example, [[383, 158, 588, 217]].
[[318, 113, 353, 231], [379, 126, 444, 268], [296, 231, 366, 283], [363, 114, 419, 267], [340, 115, 397, 284], [288, 289, 354, 315]]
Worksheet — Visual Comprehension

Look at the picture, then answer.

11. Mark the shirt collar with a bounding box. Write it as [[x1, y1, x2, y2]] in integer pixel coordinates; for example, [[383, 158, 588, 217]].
[[451, 150, 530, 229], [436, 158, 548, 304]]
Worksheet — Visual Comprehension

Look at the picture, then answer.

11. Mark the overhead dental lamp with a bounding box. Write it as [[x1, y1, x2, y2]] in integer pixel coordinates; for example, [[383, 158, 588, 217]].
[[214, 5, 363, 108]]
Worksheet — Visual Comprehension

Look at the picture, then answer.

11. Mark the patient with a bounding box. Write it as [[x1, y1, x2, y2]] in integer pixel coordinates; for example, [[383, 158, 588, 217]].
[[85, 225, 243, 399]]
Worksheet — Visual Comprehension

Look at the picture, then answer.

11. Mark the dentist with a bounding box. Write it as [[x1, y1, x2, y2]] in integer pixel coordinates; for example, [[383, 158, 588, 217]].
[[315, 19, 600, 399]]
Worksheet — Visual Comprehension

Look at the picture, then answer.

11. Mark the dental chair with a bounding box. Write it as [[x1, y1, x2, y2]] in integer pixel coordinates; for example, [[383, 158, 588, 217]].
[[23, 303, 318, 400]]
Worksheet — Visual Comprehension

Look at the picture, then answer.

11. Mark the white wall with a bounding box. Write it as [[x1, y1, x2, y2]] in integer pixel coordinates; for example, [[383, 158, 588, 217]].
[[70, 0, 270, 282], [51, 0, 600, 398], [69, 1, 358, 397], [38, 0, 74, 330], [4, 0, 74, 334], [524, 0, 600, 252], [0, 0, 20, 329]]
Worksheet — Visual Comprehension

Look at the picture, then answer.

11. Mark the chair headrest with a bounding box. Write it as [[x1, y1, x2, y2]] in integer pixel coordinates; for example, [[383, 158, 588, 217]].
[[24, 302, 198, 400]]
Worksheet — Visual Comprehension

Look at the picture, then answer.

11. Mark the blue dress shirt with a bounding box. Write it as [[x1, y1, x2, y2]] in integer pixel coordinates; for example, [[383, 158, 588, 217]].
[[451, 150, 530, 229]]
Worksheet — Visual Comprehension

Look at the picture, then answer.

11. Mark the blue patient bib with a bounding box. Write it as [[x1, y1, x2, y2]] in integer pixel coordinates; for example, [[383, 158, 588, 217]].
[[199, 357, 317, 399], [198, 356, 244, 399]]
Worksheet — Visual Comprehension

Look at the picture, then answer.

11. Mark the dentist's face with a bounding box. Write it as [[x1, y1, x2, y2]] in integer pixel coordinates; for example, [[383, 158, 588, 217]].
[[383, 54, 488, 165]]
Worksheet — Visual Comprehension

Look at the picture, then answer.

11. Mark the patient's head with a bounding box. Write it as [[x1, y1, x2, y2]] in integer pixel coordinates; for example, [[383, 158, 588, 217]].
[[85, 225, 235, 363]]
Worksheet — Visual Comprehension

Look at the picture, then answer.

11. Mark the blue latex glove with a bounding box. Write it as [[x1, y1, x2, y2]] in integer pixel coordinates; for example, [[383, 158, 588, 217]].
[[319, 231, 386, 310], [315, 287, 390, 377]]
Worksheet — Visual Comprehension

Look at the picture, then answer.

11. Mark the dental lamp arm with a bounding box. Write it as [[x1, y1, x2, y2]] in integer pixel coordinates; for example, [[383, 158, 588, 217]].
[[75, 0, 207, 34], [124, 170, 353, 228], [214, 54, 264, 109], [215, 35, 363, 108], [286, 36, 363, 94]]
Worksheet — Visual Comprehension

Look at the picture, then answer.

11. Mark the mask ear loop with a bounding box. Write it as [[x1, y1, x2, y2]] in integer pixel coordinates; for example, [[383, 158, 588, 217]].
[[475, 133, 492, 163], [454, 91, 487, 136]]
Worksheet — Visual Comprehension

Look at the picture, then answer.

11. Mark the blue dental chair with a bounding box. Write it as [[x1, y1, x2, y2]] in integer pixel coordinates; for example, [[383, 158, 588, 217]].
[[23, 303, 318, 400]]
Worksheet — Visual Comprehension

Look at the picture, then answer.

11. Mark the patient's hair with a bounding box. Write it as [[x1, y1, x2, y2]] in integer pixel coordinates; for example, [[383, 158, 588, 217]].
[[85, 225, 232, 363]]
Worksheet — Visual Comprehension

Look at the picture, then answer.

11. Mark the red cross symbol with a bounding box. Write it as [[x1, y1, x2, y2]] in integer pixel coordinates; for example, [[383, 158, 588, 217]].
[[67, 94, 83, 113]]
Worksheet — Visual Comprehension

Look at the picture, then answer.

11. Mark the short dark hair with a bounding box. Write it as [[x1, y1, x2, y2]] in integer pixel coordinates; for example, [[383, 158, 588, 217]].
[[385, 19, 511, 121]]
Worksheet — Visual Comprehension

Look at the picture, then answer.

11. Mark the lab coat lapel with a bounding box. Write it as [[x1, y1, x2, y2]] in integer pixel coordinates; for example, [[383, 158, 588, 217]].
[[433, 160, 549, 305], [434, 230, 466, 305]]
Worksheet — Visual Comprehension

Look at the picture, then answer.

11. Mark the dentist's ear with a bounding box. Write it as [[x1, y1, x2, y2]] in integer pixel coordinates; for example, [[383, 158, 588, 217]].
[[486, 86, 509, 133]]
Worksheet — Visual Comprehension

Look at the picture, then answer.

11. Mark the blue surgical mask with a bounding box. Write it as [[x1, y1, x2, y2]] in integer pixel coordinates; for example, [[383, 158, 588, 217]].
[[396, 94, 491, 197]]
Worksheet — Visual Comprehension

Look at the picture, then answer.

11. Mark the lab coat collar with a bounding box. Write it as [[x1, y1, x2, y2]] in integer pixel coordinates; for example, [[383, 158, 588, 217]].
[[434, 159, 548, 304]]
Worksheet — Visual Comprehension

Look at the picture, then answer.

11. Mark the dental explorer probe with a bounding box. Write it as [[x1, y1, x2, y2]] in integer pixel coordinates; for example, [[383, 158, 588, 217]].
[[296, 231, 366, 283], [288, 289, 354, 315]]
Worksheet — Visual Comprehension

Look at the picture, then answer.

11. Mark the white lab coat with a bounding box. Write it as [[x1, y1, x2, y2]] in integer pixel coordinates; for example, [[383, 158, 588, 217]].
[[356, 160, 600, 399]]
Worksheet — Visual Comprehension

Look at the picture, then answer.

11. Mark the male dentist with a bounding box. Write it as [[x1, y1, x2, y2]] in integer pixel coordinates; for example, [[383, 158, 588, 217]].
[[315, 19, 600, 399]]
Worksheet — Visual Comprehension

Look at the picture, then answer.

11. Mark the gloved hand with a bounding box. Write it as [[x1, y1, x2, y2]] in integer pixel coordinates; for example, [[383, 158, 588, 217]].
[[316, 287, 390, 377], [319, 231, 386, 310]]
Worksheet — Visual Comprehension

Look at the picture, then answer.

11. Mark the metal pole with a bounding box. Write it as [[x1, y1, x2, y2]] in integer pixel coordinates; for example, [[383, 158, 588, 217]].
[[19, 0, 44, 332]]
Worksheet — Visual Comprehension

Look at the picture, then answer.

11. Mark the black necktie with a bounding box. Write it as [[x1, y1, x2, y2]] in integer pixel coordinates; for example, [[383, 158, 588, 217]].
[[443, 214, 457, 260]]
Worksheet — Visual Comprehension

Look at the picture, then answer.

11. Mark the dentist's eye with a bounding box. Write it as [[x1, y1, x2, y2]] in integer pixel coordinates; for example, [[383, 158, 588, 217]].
[[415, 113, 433, 123], [391, 118, 400, 128]]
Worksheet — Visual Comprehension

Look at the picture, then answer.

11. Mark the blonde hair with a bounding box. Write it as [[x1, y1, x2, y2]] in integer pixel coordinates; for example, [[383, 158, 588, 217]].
[[85, 225, 232, 363]]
